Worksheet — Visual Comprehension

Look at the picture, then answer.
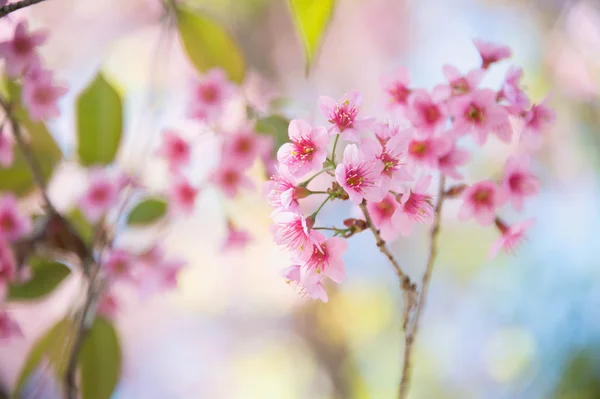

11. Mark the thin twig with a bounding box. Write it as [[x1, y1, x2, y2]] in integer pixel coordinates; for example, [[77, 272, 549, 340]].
[[398, 174, 446, 399], [0, 0, 49, 18]]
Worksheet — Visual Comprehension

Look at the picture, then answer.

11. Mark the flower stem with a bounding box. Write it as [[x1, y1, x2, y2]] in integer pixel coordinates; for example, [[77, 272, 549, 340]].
[[311, 195, 332, 219], [331, 135, 340, 165], [308, 190, 329, 195], [301, 168, 332, 187]]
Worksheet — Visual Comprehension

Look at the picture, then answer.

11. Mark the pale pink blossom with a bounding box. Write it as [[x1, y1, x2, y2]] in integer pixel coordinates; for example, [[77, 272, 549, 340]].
[[0, 131, 14, 168], [79, 169, 120, 223], [189, 68, 235, 122], [221, 221, 252, 251], [392, 175, 435, 236], [361, 134, 412, 192], [282, 264, 328, 302], [22, 69, 68, 121], [473, 39, 511, 69], [380, 67, 412, 111], [406, 134, 451, 170], [0, 21, 47, 77], [442, 65, 485, 96], [272, 212, 320, 261], [449, 89, 511, 145], [335, 144, 385, 204], [488, 218, 534, 259], [134, 246, 185, 299], [437, 139, 470, 180], [501, 156, 540, 212], [520, 100, 556, 148], [318, 91, 374, 141], [0, 194, 30, 241], [299, 234, 348, 289], [277, 119, 329, 177], [367, 193, 401, 241], [210, 163, 254, 198], [97, 291, 119, 319], [406, 89, 447, 135], [263, 166, 304, 214], [0, 310, 22, 339], [223, 128, 272, 168], [102, 249, 134, 281], [156, 130, 191, 171], [372, 121, 403, 146], [499, 66, 530, 113], [168, 175, 198, 214], [458, 180, 506, 226]]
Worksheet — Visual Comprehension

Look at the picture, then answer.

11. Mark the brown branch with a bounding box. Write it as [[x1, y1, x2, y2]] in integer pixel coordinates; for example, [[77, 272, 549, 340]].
[[0, 0, 49, 18], [398, 174, 446, 399]]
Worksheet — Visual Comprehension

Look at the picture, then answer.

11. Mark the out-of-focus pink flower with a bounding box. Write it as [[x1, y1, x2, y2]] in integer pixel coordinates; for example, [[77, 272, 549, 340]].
[[0, 21, 47, 78], [437, 137, 470, 180], [282, 264, 328, 302], [272, 212, 320, 261], [223, 127, 272, 168], [372, 121, 402, 146], [406, 134, 451, 170], [335, 144, 385, 204], [221, 220, 252, 251], [263, 166, 304, 214], [501, 155, 540, 212], [277, 119, 329, 178], [0, 131, 14, 168], [380, 67, 412, 111], [134, 245, 185, 299], [0, 194, 30, 241], [406, 89, 447, 135], [299, 234, 347, 290], [392, 175, 435, 236], [361, 133, 412, 192], [97, 290, 119, 320], [102, 249, 134, 281], [318, 91, 374, 141], [500, 66, 530, 113], [0, 240, 16, 286], [367, 193, 401, 241], [449, 89, 511, 145], [0, 310, 22, 339], [189, 69, 235, 122], [79, 169, 120, 223], [520, 100, 556, 148], [458, 180, 506, 226], [168, 175, 198, 215], [473, 39, 511, 69], [210, 163, 254, 198], [22, 69, 67, 121], [489, 218, 534, 259], [156, 130, 191, 172], [442, 65, 485, 96]]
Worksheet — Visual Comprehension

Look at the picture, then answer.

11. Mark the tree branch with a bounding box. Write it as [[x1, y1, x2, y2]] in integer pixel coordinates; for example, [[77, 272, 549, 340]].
[[0, 0, 49, 18], [398, 174, 446, 399]]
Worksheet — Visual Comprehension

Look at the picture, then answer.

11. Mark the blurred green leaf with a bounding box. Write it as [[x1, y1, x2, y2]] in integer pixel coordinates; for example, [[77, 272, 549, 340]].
[[255, 115, 290, 157], [175, 6, 245, 83], [76, 73, 123, 166], [14, 318, 72, 396], [127, 198, 168, 226], [67, 208, 93, 244], [7, 258, 70, 301], [0, 81, 62, 196], [79, 317, 121, 399], [288, 0, 335, 74]]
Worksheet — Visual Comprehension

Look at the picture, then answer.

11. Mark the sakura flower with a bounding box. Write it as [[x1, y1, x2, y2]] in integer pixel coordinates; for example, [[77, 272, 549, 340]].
[[102, 249, 134, 281], [0, 310, 22, 339], [189, 68, 235, 122], [0, 239, 16, 285], [499, 66, 530, 113], [299, 234, 348, 289], [405, 134, 451, 170], [282, 264, 328, 302], [449, 89, 511, 145], [380, 67, 412, 111], [168, 175, 198, 214], [392, 175, 435, 236], [520, 100, 556, 148], [318, 91, 374, 141], [473, 39, 511, 69], [134, 247, 185, 299], [501, 155, 540, 212], [22, 69, 68, 121], [335, 144, 385, 204], [361, 134, 412, 192], [406, 89, 448, 135], [79, 169, 120, 223], [223, 127, 273, 168], [458, 180, 506, 226], [367, 193, 401, 241], [272, 212, 320, 261], [373, 121, 402, 146], [210, 163, 254, 198], [277, 119, 329, 177], [156, 130, 190, 171], [488, 218, 534, 259], [442, 65, 485, 96], [0, 21, 47, 77], [0, 194, 30, 241], [97, 291, 119, 319], [0, 131, 14, 168], [221, 220, 252, 251], [263, 166, 305, 214], [437, 139, 470, 180]]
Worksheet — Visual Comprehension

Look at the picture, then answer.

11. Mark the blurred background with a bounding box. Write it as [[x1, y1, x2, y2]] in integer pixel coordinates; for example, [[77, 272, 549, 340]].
[[1, 0, 599, 397]]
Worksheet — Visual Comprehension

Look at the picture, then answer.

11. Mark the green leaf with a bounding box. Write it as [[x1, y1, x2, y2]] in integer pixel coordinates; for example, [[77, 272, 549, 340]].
[[7, 258, 70, 301], [79, 317, 121, 399], [255, 115, 290, 157], [67, 208, 93, 244], [289, 0, 336, 74], [126, 198, 168, 226], [175, 6, 245, 83], [0, 81, 62, 196], [14, 318, 73, 396], [76, 73, 123, 166]]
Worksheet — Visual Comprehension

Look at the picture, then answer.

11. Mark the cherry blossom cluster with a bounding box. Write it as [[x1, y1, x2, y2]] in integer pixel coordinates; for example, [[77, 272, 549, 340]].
[[266, 39, 555, 302]]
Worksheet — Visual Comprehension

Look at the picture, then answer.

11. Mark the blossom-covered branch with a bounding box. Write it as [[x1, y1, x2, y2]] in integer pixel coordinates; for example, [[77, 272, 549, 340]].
[[0, 0, 49, 18]]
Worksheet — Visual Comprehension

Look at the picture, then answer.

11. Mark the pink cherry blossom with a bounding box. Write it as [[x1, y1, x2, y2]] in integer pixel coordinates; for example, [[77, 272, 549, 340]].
[[0, 194, 30, 241], [168, 175, 198, 214], [263, 166, 304, 214], [335, 144, 385, 204], [277, 119, 329, 177], [380, 67, 412, 111], [282, 264, 328, 302], [299, 234, 348, 288], [449, 89, 511, 145], [0, 131, 14, 168], [489, 218, 534, 259], [442, 65, 485, 96], [473, 39, 511, 69], [210, 162, 254, 198], [406, 134, 451, 170], [156, 130, 191, 172], [520, 100, 556, 148], [221, 220, 252, 251], [458, 180, 506, 226], [501, 156, 540, 212], [406, 89, 447, 135], [189, 68, 235, 122], [79, 169, 120, 223], [392, 175, 435, 236], [0, 310, 22, 339], [22, 69, 68, 121], [373, 121, 402, 146], [134, 246, 185, 299], [97, 291, 119, 319], [361, 134, 412, 192], [0, 239, 16, 286], [272, 212, 320, 261], [223, 127, 273, 168], [318, 91, 374, 141], [102, 249, 134, 281], [0, 21, 47, 78], [367, 193, 401, 241], [499, 66, 530, 113], [437, 139, 470, 180]]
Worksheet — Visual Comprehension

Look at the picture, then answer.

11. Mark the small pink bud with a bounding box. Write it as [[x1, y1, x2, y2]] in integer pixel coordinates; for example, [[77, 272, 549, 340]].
[[445, 184, 468, 198], [305, 216, 315, 230], [494, 217, 509, 234]]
